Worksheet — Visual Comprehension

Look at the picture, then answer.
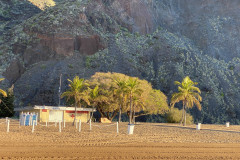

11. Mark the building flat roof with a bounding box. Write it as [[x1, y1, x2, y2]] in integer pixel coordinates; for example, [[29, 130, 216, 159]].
[[14, 105, 96, 112]]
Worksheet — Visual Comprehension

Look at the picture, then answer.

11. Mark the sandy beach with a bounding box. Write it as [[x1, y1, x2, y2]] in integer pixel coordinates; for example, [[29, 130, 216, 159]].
[[1, 119, 240, 159]]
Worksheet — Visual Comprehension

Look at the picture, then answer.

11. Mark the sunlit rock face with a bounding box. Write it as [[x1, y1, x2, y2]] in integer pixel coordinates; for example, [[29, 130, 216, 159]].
[[0, 0, 239, 124], [27, 0, 56, 10]]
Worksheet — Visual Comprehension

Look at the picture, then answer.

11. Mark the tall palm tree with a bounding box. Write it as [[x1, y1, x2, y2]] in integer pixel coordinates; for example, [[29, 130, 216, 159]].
[[0, 78, 7, 103], [126, 78, 143, 124], [113, 79, 127, 123], [88, 85, 107, 119], [61, 76, 90, 125], [170, 76, 202, 126]]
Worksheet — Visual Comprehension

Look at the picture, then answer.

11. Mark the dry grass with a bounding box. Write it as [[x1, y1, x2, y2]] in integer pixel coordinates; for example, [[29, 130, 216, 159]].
[[1, 120, 240, 159]]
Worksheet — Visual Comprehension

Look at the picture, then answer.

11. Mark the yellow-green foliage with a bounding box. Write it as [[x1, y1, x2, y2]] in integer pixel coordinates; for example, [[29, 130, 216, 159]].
[[166, 108, 193, 124], [86, 72, 169, 120], [27, 0, 55, 10]]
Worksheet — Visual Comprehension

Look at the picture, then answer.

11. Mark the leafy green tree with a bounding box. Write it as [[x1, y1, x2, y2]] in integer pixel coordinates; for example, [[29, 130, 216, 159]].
[[170, 76, 202, 126], [166, 108, 193, 124], [0, 85, 14, 118], [0, 78, 7, 103], [87, 72, 119, 121], [87, 72, 169, 122], [125, 78, 143, 124], [88, 85, 108, 120], [61, 76, 90, 125], [113, 78, 128, 123]]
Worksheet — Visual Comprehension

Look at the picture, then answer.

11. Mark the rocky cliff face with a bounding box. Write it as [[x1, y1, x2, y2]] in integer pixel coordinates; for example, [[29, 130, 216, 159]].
[[0, 0, 240, 124]]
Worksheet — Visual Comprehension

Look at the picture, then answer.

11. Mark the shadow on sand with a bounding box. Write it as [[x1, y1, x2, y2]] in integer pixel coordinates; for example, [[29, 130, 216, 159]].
[[136, 123, 240, 134]]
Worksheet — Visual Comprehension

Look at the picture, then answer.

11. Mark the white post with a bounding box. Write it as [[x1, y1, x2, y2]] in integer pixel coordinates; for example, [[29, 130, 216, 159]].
[[23, 115, 26, 126], [89, 119, 92, 130], [76, 120, 78, 129], [78, 120, 81, 132], [30, 114, 32, 126], [7, 120, 9, 133], [6, 117, 8, 125], [32, 120, 35, 133], [46, 121, 48, 127], [64, 119, 65, 128], [59, 121, 61, 132], [226, 122, 230, 127], [196, 123, 201, 130], [117, 122, 119, 134]]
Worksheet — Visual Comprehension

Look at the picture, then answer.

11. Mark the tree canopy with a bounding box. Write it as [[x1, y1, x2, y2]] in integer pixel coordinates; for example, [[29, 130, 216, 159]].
[[87, 72, 169, 122]]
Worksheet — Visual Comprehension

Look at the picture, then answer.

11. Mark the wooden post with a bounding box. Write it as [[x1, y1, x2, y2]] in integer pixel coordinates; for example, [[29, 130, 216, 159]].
[[32, 120, 35, 133], [7, 120, 9, 133], [89, 119, 92, 131], [117, 122, 119, 134], [59, 121, 61, 132], [78, 120, 81, 132]]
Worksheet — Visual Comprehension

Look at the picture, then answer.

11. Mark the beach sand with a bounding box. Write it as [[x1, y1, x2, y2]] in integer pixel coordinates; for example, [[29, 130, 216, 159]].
[[1, 119, 240, 159]]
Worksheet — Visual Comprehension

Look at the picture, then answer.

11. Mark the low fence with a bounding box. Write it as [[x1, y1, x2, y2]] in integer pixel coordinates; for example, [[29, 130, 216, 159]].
[[0, 117, 119, 134]]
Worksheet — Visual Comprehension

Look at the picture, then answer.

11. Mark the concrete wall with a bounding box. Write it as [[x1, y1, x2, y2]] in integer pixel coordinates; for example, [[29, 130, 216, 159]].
[[64, 111, 90, 123]]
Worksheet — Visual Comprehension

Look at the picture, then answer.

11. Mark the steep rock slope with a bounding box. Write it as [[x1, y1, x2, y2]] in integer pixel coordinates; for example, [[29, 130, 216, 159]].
[[0, 0, 239, 123]]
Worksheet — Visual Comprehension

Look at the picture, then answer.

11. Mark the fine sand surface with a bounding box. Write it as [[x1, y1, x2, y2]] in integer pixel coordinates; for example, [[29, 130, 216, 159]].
[[1, 119, 240, 159]]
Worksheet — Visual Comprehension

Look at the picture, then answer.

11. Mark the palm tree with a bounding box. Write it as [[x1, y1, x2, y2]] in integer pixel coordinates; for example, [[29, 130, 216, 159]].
[[0, 78, 7, 103], [170, 76, 202, 126], [126, 78, 143, 124], [113, 78, 127, 123], [61, 76, 90, 125]]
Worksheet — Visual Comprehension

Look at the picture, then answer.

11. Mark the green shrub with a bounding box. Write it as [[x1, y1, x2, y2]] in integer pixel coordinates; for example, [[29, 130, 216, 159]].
[[165, 108, 193, 124]]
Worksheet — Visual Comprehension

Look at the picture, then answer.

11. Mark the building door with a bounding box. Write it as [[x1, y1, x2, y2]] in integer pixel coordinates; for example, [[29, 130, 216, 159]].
[[49, 110, 63, 122]]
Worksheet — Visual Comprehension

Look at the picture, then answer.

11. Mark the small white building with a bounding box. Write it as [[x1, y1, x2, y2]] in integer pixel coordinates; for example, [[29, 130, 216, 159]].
[[14, 105, 96, 122]]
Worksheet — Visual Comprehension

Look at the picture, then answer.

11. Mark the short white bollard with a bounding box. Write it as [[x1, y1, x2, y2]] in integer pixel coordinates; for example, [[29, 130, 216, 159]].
[[7, 120, 10, 133], [196, 123, 201, 130], [46, 121, 48, 127], [117, 122, 119, 134], [226, 122, 230, 127], [127, 124, 134, 135], [59, 122, 61, 132], [78, 120, 81, 132], [89, 119, 92, 130], [32, 120, 35, 133], [6, 117, 8, 124], [64, 120, 66, 128]]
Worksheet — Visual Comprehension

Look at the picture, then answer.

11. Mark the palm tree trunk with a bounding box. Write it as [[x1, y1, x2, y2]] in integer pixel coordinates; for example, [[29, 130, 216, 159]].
[[118, 104, 122, 123], [184, 109, 187, 126], [180, 104, 185, 125], [129, 93, 132, 124], [133, 104, 135, 124]]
